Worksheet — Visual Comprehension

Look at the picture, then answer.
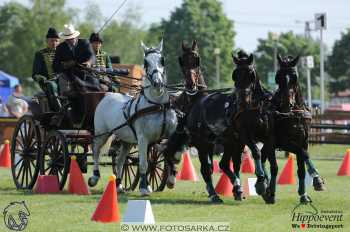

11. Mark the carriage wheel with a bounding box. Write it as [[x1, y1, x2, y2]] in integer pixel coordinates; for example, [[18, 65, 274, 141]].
[[147, 144, 168, 192], [11, 115, 41, 190], [41, 131, 70, 190], [112, 145, 139, 191]]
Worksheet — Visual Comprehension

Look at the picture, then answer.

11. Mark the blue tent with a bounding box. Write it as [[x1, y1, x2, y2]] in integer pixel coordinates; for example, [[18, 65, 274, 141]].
[[0, 70, 20, 103]]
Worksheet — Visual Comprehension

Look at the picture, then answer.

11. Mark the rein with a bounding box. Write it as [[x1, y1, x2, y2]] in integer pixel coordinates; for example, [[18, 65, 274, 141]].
[[94, 86, 171, 140]]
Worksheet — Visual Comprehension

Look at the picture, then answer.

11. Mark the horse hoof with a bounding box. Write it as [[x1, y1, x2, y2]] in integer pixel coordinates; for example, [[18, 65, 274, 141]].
[[262, 192, 276, 204], [209, 195, 223, 204], [88, 176, 99, 187], [266, 196, 276, 204], [233, 185, 243, 201], [166, 175, 176, 189], [117, 184, 125, 194], [300, 195, 312, 204], [255, 177, 267, 195], [140, 188, 151, 197], [313, 177, 325, 191]]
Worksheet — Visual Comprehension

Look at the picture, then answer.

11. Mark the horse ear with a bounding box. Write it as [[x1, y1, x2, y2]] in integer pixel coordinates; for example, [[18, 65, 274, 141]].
[[233, 55, 239, 65], [291, 55, 300, 67], [192, 40, 198, 51], [181, 40, 187, 51], [156, 38, 163, 52], [277, 54, 283, 65], [178, 56, 183, 67], [197, 56, 201, 66], [141, 41, 149, 54], [248, 54, 254, 65]]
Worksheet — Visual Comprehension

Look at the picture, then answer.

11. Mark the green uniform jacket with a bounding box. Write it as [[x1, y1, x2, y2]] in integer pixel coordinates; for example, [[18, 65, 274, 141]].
[[94, 50, 112, 69], [32, 48, 56, 80]]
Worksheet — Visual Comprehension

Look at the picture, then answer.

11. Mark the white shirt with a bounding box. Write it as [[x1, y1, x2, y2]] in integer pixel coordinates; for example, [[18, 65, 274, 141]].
[[7, 93, 28, 117]]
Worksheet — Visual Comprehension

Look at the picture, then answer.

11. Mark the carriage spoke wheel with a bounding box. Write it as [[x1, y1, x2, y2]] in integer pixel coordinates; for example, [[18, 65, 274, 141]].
[[147, 144, 168, 192], [41, 131, 69, 190], [11, 115, 41, 190], [112, 145, 139, 191]]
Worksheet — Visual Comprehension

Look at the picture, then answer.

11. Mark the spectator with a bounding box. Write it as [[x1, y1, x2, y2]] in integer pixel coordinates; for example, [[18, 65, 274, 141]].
[[7, 84, 28, 118], [0, 97, 9, 117]]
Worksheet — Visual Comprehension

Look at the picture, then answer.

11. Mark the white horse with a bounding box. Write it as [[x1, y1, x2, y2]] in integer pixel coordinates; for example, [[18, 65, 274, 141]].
[[88, 40, 182, 196]]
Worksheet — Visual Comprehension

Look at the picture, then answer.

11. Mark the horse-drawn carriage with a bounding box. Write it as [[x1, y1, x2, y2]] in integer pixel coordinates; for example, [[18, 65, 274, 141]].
[[10, 63, 169, 193]]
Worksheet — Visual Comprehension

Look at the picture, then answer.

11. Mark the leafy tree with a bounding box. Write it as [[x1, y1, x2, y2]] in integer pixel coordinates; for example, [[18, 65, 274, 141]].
[[101, 5, 147, 64], [0, 0, 74, 94], [327, 29, 350, 93], [255, 31, 320, 94], [145, 0, 235, 87], [76, 3, 147, 64]]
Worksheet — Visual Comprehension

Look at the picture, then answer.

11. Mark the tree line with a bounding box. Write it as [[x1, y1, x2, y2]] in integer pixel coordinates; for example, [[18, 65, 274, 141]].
[[0, 0, 349, 96]]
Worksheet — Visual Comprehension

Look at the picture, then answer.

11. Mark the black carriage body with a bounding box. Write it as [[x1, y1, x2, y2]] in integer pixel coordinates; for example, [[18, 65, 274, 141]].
[[29, 92, 105, 132]]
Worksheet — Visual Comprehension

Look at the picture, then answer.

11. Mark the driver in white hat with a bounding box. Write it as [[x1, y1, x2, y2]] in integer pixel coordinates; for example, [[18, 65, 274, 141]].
[[53, 24, 95, 74], [52, 24, 97, 126]]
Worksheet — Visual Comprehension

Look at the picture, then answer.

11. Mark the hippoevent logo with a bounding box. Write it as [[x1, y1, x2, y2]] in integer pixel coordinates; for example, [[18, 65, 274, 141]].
[[3, 201, 30, 231], [291, 202, 344, 230]]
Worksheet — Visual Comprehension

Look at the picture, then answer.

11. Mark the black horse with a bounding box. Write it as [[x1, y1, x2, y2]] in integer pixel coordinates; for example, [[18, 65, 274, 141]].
[[262, 55, 325, 203], [165, 41, 244, 203], [221, 51, 272, 197], [220, 53, 324, 204]]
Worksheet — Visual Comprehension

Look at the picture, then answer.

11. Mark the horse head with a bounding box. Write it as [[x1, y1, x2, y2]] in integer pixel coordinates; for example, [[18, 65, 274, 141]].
[[141, 39, 166, 97], [276, 54, 300, 110], [232, 50, 257, 108], [178, 40, 202, 94]]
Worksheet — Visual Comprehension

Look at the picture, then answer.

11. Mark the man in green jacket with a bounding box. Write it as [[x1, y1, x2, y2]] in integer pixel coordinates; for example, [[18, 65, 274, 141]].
[[32, 27, 61, 112], [89, 32, 112, 70]]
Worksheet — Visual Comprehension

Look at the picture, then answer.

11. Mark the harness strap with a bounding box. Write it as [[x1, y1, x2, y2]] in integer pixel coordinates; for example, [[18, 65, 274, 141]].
[[123, 97, 138, 140], [95, 92, 171, 140]]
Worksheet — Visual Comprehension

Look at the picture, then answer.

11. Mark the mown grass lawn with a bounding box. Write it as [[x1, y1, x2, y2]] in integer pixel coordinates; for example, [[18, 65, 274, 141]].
[[0, 145, 349, 232]]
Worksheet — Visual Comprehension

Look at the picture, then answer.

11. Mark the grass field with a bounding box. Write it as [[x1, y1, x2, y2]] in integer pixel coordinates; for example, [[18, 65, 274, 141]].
[[0, 145, 349, 232]]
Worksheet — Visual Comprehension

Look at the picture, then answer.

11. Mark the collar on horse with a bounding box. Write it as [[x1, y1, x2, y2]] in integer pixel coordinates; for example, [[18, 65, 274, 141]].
[[122, 88, 171, 141]]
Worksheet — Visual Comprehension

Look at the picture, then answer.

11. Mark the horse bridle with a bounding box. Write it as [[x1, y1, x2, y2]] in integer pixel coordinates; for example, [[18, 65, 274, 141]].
[[277, 68, 298, 109], [234, 64, 258, 108], [143, 51, 166, 89], [183, 67, 201, 95]]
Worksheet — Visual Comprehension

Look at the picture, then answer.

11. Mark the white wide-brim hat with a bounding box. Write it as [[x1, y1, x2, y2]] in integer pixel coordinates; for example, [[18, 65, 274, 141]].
[[59, 24, 80, 40]]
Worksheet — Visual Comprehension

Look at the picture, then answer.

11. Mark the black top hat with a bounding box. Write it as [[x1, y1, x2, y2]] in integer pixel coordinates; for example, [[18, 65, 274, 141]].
[[46, 27, 59, 39], [89, 32, 103, 43]]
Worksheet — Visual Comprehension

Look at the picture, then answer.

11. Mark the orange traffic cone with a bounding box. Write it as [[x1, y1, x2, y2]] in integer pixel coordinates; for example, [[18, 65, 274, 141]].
[[241, 148, 255, 174], [91, 175, 120, 223], [0, 140, 11, 168], [176, 151, 198, 181], [213, 160, 220, 174], [34, 175, 60, 193], [215, 161, 234, 196], [278, 154, 296, 185], [337, 150, 350, 176], [215, 173, 233, 196], [68, 156, 90, 195]]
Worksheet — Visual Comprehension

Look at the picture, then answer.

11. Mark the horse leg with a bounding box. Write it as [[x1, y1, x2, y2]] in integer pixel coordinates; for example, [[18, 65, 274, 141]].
[[302, 149, 325, 191], [138, 137, 151, 196], [262, 145, 278, 204], [163, 124, 190, 189], [88, 134, 109, 187], [114, 142, 131, 193], [198, 145, 223, 203], [296, 152, 312, 204], [246, 141, 266, 195], [220, 142, 244, 201]]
